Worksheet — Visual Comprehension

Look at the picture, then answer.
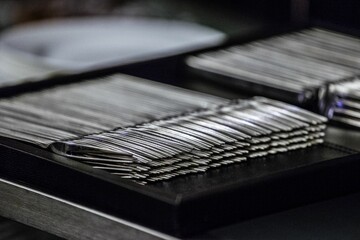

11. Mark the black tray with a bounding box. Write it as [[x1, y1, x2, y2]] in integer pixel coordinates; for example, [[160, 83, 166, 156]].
[[0, 137, 358, 237], [184, 23, 360, 110]]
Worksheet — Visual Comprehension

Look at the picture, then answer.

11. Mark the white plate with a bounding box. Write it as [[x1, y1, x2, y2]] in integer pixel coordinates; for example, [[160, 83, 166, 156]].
[[0, 17, 225, 79]]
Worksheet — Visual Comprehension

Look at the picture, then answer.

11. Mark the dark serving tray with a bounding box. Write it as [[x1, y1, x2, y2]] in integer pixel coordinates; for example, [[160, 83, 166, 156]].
[[184, 23, 360, 110], [0, 137, 358, 237]]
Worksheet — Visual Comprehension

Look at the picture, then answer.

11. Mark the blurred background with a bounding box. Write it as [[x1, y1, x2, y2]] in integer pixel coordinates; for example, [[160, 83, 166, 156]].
[[0, 0, 297, 86], [1, 0, 360, 97]]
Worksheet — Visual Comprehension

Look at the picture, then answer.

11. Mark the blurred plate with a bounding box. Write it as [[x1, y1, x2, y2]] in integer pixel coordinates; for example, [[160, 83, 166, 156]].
[[0, 17, 225, 86]]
